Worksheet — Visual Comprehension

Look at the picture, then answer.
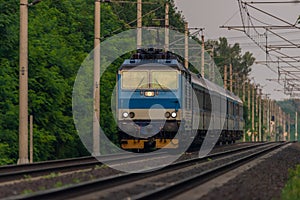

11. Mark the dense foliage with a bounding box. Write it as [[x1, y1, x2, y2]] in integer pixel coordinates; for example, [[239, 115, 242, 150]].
[[0, 0, 255, 165], [281, 164, 300, 200], [0, 0, 187, 164]]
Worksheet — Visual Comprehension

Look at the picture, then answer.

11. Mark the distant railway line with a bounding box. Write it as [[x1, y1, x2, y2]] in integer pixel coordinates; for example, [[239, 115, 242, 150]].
[[6, 142, 287, 200]]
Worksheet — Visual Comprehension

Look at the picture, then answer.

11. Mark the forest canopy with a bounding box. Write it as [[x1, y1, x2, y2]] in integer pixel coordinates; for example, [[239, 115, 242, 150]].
[[0, 0, 255, 165]]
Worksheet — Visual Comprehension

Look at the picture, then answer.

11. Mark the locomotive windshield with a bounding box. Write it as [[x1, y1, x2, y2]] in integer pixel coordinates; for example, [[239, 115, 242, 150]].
[[121, 70, 178, 90], [122, 71, 148, 89], [151, 71, 178, 89]]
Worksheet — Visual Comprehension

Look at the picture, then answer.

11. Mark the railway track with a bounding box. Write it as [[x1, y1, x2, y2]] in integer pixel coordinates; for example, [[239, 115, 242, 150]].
[[0, 152, 168, 183], [133, 142, 288, 200], [5, 142, 285, 200]]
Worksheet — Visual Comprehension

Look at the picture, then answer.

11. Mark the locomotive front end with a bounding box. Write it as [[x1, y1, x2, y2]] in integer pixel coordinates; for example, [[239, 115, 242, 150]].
[[117, 49, 183, 150]]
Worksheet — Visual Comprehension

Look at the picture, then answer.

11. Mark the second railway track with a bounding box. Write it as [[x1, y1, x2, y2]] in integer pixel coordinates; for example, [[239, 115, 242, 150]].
[[4, 142, 287, 200], [0, 151, 168, 183]]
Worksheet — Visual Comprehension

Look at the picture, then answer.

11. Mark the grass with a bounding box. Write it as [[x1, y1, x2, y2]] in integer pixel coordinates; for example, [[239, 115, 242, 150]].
[[21, 189, 33, 195], [54, 181, 63, 188], [94, 164, 108, 170], [44, 172, 60, 179], [281, 165, 300, 200]]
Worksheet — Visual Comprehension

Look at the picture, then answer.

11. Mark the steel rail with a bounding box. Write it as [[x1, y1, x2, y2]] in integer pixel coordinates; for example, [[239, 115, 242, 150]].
[[0, 152, 167, 182], [8, 142, 274, 200], [132, 142, 288, 200]]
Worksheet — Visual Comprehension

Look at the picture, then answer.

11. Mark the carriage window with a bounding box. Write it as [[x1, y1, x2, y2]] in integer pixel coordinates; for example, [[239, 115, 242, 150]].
[[151, 71, 178, 89], [198, 90, 204, 109], [239, 105, 243, 116], [228, 101, 233, 115], [122, 71, 149, 89], [204, 92, 211, 110]]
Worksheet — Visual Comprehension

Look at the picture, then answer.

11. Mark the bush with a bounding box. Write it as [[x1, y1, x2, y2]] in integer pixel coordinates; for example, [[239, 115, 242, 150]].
[[282, 165, 300, 200]]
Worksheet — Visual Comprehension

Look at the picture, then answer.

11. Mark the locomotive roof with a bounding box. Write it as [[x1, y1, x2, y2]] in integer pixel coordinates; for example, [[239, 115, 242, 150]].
[[119, 48, 188, 72], [120, 59, 188, 72]]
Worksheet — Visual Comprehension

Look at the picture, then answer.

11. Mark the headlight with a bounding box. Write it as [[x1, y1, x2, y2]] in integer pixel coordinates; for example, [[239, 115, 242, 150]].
[[129, 112, 135, 118], [165, 112, 171, 118], [144, 91, 155, 97], [122, 112, 129, 118], [171, 112, 177, 118]]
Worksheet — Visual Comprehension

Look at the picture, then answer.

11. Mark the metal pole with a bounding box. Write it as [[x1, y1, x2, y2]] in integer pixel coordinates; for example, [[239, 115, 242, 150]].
[[201, 34, 205, 77], [282, 112, 287, 141], [248, 80, 251, 120], [252, 84, 255, 141], [279, 107, 282, 141], [267, 98, 270, 141], [259, 89, 262, 141], [255, 86, 258, 141], [266, 96, 271, 139], [230, 64, 233, 93], [242, 75, 246, 102], [262, 97, 266, 141], [184, 22, 188, 69], [29, 115, 33, 163], [165, 2, 169, 51], [224, 65, 227, 89], [93, 0, 100, 156], [234, 73, 238, 95], [288, 113, 291, 141], [275, 103, 278, 141], [209, 47, 215, 82], [211, 47, 215, 82], [296, 112, 298, 141], [18, 0, 29, 164], [137, 0, 142, 49], [272, 101, 276, 141], [270, 100, 273, 141]]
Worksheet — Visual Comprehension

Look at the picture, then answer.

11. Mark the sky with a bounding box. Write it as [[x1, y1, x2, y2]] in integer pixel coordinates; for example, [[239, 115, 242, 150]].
[[174, 0, 300, 100]]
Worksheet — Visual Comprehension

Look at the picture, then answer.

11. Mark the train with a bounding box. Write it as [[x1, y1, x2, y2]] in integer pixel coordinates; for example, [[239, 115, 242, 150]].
[[116, 48, 244, 151]]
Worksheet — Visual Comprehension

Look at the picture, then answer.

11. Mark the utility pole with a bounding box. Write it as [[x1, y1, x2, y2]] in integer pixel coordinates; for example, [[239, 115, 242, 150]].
[[242, 75, 246, 102], [201, 33, 205, 77], [18, 0, 29, 164], [259, 88, 262, 141], [288, 113, 291, 141], [255, 86, 258, 141], [272, 101, 276, 141], [164, 2, 169, 51], [270, 100, 273, 141], [283, 112, 286, 141], [230, 64, 233, 93], [184, 22, 188, 69], [234, 73, 238, 95], [248, 80, 251, 120], [262, 97, 266, 141], [267, 98, 270, 141], [210, 47, 215, 82], [264, 95, 270, 141], [137, 0, 142, 49], [275, 103, 278, 141], [224, 65, 227, 89], [252, 84, 255, 141], [279, 107, 282, 141], [296, 112, 298, 142], [93, 0, 101, 156]]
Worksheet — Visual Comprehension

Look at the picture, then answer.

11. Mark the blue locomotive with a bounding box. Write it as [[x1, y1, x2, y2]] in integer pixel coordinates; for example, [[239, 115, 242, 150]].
[[117, 48, 244, 150]]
